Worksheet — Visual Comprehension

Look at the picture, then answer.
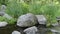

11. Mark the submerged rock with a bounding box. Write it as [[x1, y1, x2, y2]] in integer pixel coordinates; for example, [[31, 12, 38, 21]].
[[50, 26, 60, 34], [12, 31, 21, 34], [24, 26, 38, 34], [0, 22, 8, 27], [50, 29, 59, 32], [52, 23, 59, 27], [37, 28, 48, 34], [36, 15, 46, 25], [50, 29, 60, 34], [17, 13, 38, 27]]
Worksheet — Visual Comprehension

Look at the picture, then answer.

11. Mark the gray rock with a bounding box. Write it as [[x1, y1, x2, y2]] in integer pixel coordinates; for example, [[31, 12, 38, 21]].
[[52, 23, 59, 27], [1, 5, 6, 12], [24, 26, 38, 34], [17, 13, 38, 27], [0, 22, 8, 27], [0, 12, 5, 16], [50, 29, 59, 32], [12, 31, 21, 34], [50, 29, 60, 34], [36, 15, 46, 25], [0, 5, 6, 16], [3, 13, 13, 20], [50, 26, 60, 34]]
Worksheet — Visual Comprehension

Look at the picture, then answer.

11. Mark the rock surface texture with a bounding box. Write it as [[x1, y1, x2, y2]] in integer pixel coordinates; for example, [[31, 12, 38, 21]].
[[3, 13, 13, 20], [12, 31, 21, 34], [24, 26, 38, 34], [0, 22, 8, 27], [36, 15, 46, 25], [17, 13, 38, 27], [0, 5, 6, 16]]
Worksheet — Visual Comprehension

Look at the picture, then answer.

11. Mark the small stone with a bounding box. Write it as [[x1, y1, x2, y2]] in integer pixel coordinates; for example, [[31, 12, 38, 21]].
[[52, 23, 59, 26], [36, 15, 46, 25], [24, 26, 38, 34], [0, 5, 6, 16], [12, 31, 21, 34], [50, 27, 60, 33], [50, 29, 59, 32], [1, 5, 6, 12], [0, 22, 8, 27], [0, 12, 5, 16], [3, 13, 13, 20]]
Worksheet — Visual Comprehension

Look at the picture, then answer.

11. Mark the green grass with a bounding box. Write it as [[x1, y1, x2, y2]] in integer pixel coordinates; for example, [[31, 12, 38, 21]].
[[5, 0, 60, 25], [0, 16, 16, 24]]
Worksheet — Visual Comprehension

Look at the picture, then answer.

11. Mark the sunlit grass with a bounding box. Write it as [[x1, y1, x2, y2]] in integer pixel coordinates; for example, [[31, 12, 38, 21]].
[[5, 0, 60, 25]]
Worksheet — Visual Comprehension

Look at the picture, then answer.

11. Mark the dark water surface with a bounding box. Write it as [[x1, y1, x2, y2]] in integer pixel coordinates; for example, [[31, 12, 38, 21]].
[[0, 24, 26, 34], [0, 24, 49, 34]]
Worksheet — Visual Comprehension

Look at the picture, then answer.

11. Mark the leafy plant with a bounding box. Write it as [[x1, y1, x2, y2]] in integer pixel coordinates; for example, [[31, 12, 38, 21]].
[[6, 18, 16, 24], [0, 16, 16, 24], [0, 16, 7, 21]]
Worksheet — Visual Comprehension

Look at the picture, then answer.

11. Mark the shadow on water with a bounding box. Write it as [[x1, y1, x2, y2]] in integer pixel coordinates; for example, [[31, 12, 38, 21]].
[[0, 24, 27, 34]]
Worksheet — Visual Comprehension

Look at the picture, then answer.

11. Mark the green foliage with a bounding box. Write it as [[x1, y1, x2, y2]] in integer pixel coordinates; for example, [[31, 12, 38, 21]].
[[28, 0, 60, 27], [5, 0, 60, 25], [41, 4, 58, 25], [6, 0, 29, 18], [0, 16, 6, 21], [6, 0, 21, 18], [6, 18, 16, 24], [0, 16, 16, 24], [0, 0, 8, 5], [29, 0, 58, 24], [29, 2, 43, 14]]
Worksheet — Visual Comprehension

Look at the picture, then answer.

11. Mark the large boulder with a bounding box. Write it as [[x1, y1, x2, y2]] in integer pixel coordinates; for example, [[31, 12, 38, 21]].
[[36, 15, 46, 25], [17, 13, 38, 27], [12, 31, 21, 34], [24, 26, 38, 34], [0, 22, 8, 27]]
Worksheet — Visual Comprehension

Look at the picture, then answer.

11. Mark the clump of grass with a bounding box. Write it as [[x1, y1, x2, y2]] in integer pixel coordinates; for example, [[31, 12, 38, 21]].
[[6, 0, 29, 18]]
